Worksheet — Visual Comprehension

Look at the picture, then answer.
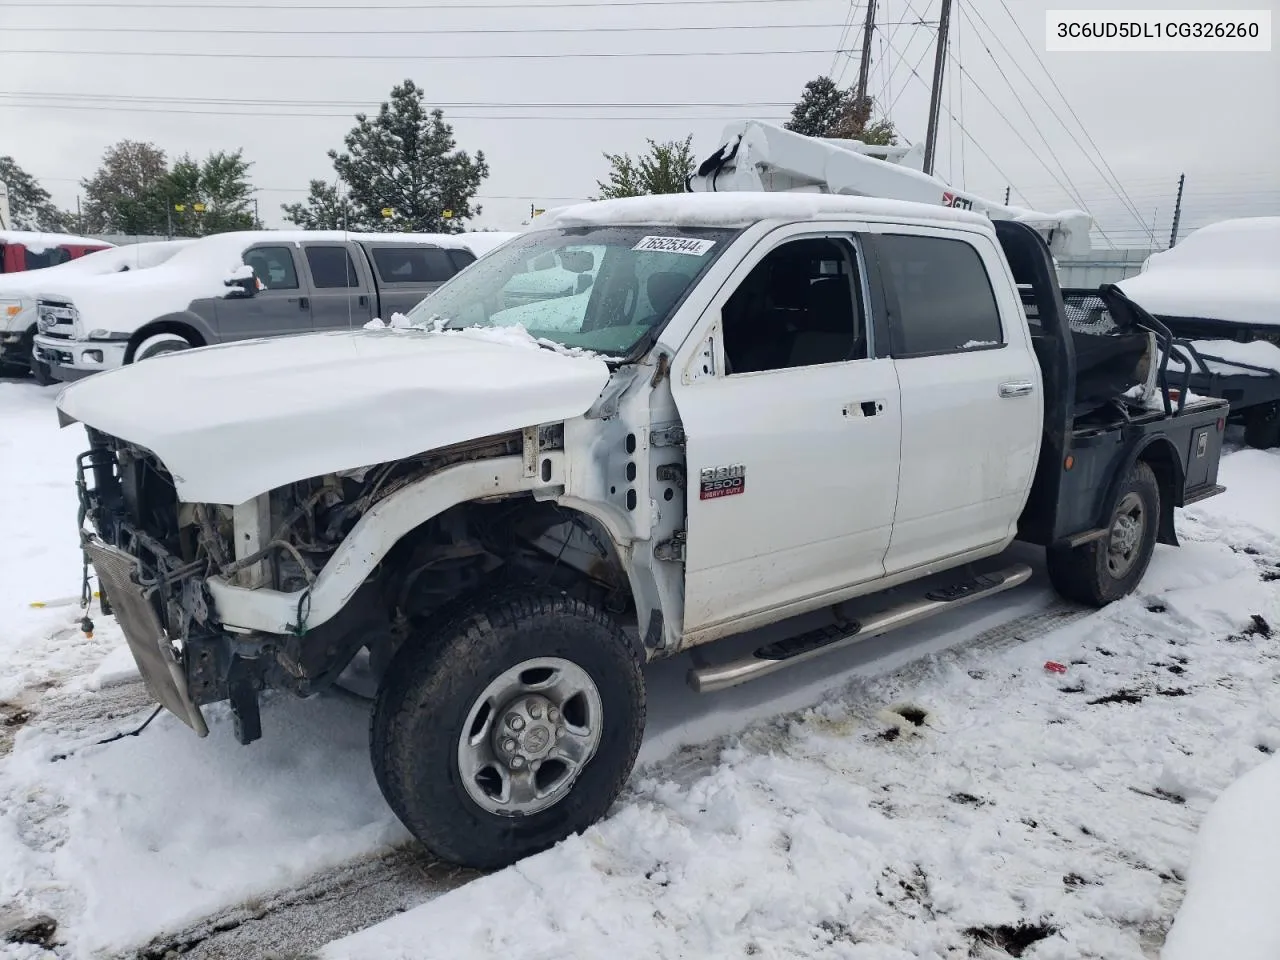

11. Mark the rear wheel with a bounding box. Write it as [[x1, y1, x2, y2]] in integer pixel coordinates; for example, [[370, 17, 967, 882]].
[[133, 332, 192, 362], [1244, 403, 1280, 450], [370, 588, 645, 869], [1047, 461, 1160, 607]]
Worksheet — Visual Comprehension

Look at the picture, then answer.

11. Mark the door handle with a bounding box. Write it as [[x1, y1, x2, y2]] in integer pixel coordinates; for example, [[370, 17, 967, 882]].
[[843, 399, 886, 418], [999, 380, 1034, 398], [299, 296, 310, 309], [358, 295, 368, 307]]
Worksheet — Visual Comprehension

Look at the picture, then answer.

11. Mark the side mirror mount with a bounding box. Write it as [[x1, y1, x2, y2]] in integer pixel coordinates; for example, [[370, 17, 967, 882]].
[[559, 249, 595, 274], [225, 273, 258, 298]]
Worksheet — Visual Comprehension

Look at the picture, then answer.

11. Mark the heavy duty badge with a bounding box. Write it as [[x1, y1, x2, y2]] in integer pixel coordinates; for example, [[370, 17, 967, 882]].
[[700, 464, 746, 500]]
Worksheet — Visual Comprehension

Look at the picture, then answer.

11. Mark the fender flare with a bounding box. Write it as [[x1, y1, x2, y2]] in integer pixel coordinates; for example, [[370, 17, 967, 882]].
[[1103, 434, 1184, 547]]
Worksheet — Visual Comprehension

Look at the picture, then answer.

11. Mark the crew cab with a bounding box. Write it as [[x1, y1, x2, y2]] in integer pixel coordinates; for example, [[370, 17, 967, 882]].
[[55, 192, 1226, 871], [33, 229, 515, 381]]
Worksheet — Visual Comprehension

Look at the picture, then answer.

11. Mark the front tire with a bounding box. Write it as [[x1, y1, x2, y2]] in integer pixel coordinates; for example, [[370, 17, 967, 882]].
[[370, 588, 645, 869], [1047, 461, 1160, 607], [132, 332, 192, 362]]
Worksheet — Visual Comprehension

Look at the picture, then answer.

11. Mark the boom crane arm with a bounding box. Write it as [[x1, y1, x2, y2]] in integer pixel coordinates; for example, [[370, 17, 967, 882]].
[[687, 120, 1093, 258]]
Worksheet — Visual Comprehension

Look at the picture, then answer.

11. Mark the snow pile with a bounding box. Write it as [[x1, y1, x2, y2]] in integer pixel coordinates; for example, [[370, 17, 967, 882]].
[[1162, 754, 1280, 960], [1117, 218, 1280, 328]]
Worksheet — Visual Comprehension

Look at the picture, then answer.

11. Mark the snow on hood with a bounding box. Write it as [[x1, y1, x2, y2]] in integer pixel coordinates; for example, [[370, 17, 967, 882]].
[[1117, 218, 1280, 327], [55, 328, 611, 504], [0, 229, 113, 254], [0, 241, 192, 298]]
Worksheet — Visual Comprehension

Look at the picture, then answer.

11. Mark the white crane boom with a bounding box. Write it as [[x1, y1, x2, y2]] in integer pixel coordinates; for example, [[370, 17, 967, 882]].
[[687, 120, 1093, 258]]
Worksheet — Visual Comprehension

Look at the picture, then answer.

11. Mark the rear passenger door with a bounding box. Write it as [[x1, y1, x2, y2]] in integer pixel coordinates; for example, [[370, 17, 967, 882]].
[[364, 244, 459, 316], [215, 243, 312, 341], [866, 228, 1043, 575], [302, 242, 375, 329]]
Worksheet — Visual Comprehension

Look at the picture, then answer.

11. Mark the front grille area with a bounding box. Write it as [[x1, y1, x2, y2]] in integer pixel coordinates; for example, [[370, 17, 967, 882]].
[[37, 298, 77, 341]]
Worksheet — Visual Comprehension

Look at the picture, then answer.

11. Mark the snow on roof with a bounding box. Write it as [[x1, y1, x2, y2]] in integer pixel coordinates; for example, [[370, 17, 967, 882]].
[[0, 229, 115, 254], [540, 191, 993, 231], [179, 229, 508, 252], [1117, 217, 1280, 328], [0, 240, 193, 296]]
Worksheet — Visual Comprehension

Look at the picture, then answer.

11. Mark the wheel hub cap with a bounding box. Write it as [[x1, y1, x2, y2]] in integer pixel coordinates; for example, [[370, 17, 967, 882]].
[[458, 657, 602, 817], [1106, 491, 1145, 578]]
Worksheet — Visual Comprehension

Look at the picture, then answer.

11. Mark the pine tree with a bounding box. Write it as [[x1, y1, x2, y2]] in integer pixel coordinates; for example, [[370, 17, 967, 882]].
[[785, 78, 899, 146], [281, 180, 359, 231], [596, 136, 696, 199], [284, 79, 489, 233], [0, 156, 70, 231]]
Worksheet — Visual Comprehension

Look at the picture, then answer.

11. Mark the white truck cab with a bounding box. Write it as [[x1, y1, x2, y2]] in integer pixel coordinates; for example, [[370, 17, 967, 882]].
[[57, 180, 1225, 872]]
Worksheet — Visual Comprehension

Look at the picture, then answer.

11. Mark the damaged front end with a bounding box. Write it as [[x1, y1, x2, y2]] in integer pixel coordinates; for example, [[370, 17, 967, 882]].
[[75, 422, 621, 745]]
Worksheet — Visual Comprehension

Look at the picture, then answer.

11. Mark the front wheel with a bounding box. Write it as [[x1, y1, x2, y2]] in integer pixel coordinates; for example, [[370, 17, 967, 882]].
[[370, 588, 645, 869], [132, 332, 192, 362], [1047, 461, 1160, 607]]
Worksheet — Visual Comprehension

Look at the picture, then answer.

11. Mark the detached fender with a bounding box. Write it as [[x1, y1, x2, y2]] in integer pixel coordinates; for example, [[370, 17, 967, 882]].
[[1106, 434, 1185, 547], [208, 453, 568, 634]]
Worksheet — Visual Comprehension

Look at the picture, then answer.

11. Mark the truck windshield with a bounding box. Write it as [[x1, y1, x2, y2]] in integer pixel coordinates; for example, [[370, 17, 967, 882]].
[[401, 225, 737, 355]]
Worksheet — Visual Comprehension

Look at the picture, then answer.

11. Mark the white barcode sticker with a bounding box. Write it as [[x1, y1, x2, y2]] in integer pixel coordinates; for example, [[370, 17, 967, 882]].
[[632, 236, 717, 256]]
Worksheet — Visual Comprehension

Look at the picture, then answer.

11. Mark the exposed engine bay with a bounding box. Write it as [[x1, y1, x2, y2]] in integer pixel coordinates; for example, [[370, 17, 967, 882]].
[[77, 424, 631, 741]]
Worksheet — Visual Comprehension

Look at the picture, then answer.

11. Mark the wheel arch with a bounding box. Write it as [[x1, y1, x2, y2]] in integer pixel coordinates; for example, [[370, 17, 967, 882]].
[[124, 313, 209, 362], [1126, 436, 1183, 547]]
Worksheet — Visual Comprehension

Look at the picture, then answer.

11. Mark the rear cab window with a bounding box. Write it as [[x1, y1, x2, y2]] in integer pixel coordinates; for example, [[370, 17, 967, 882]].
[[370, 246, 456, 285], [874, 233, 1004, 357]]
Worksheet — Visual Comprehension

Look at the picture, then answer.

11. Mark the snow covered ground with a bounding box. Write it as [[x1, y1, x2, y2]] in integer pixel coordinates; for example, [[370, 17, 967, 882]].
[[1, 376, 1278, 959]]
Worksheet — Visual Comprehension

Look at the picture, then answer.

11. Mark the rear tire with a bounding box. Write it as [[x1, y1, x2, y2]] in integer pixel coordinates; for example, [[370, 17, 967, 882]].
[[1244, 403, 1280, 450], [370, 587, 645, 869], [132, 332, 192, 362], [1047, 461, 1160, 607]]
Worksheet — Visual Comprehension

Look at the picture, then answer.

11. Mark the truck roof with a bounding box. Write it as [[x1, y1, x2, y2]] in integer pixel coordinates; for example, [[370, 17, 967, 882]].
[[0, 229, 115, 252], [191, 229, 512, 251], [539, 191, 994, 232]]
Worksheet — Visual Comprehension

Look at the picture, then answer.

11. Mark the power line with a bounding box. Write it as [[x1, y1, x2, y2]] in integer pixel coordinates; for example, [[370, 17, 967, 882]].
[[0, 92, 795, 109], [990, 0, 1144, 236], [0, 47, 845, 61], [0, 101, 791, 121], [3, 22, 857, 35], [0, 0, 831, 7], [957, 0, 1148, 232]]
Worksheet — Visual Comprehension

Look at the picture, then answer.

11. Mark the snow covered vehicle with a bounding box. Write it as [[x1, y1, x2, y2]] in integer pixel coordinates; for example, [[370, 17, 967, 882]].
[[1, 240, 183, 381], [32, 230, 515, 382], [1117, 218, 1280, 448]]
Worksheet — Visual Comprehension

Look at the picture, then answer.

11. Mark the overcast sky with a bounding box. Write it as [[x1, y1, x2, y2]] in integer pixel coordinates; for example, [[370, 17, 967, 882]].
[[2, 0, 1277, 248]]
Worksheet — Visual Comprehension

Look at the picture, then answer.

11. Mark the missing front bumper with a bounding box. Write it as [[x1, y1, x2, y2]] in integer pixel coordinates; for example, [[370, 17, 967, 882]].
[[83, 535, 209, 737]]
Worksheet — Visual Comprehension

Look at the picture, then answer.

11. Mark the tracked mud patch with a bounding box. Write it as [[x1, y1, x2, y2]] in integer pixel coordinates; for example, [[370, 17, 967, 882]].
[[966, 922, 1058, 957], [129, 847, 478, 960]]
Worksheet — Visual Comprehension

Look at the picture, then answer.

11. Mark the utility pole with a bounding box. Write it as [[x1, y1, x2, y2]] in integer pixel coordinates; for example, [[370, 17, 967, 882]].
[[1004, 186, 1010, 205], [254, 197, 260, 230], [922, 0, 953, 175], [855, 0, 878, 104], [1169, 173, 1185, 248]]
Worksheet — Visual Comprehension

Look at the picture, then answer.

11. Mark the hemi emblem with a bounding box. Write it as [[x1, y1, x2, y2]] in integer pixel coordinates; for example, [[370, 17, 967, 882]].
[[700, 464, 746, 500]]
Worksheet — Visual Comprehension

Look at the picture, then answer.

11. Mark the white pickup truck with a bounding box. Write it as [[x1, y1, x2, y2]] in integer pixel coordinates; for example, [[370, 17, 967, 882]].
[[57, 187, 1226, 870]]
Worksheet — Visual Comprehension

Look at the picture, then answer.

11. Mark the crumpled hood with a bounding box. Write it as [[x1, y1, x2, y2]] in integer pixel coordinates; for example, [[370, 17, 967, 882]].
[[56, 328, 611, 504]]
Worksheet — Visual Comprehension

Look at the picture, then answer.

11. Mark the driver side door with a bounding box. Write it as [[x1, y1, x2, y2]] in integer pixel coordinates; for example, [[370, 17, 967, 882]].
[[670, 225, 903, 639]]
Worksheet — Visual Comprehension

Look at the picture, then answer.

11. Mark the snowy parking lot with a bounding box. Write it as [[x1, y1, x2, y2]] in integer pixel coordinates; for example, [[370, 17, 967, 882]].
[[2, 376, 1278, 959]]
